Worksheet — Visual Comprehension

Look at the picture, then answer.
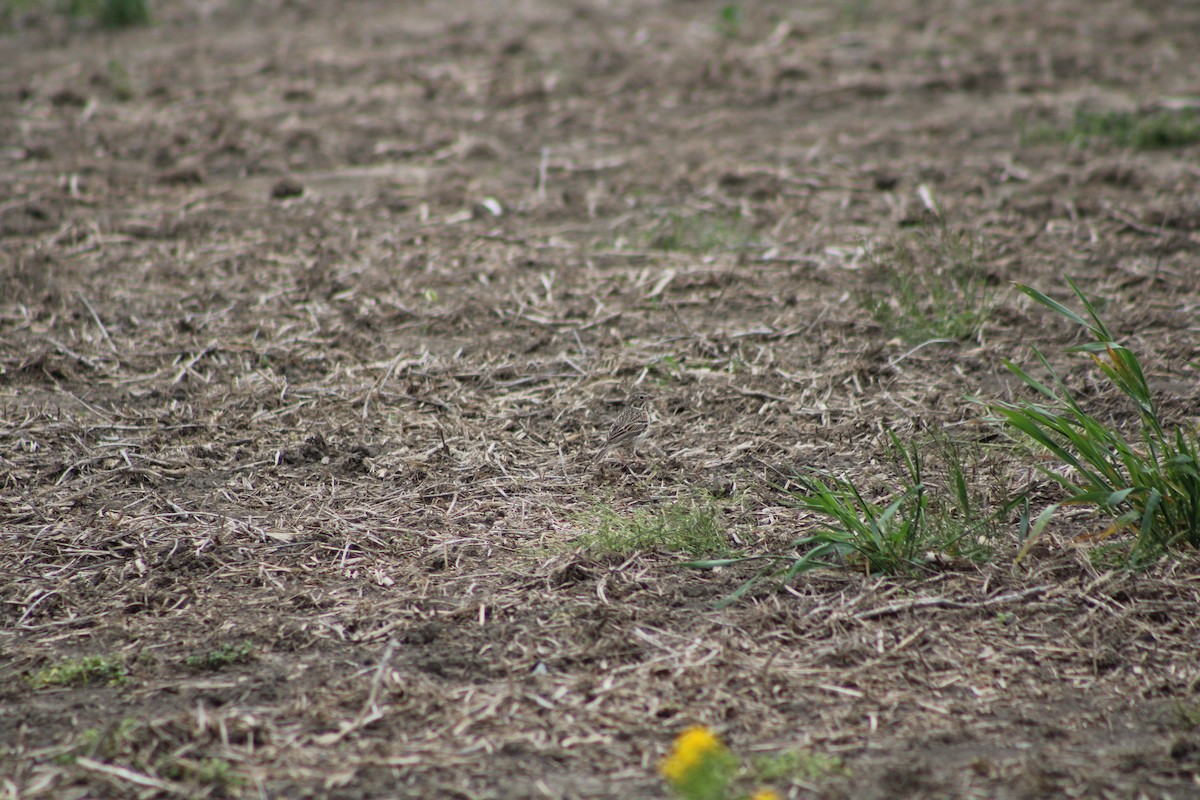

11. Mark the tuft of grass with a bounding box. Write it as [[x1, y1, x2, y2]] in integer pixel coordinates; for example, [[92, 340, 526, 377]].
[[856, 220, 995, 343], [688, 432, 1001, 604], [159, 756, 243, 791], [1173, 701, 1200, 730], [1, 0, 150, 29], [716, 4, 742, 38], [990, 278, 1200, 564], [29, 655, 128, 688], [786, 431, 997, 575], [646, 210, 755, 253], [652, 353, 695, 382], [0, 0, 36, 28], [68, 0, 149, 27], [54, 720, 243, 793], [789, 449, 929, 575], [185, 641, 255, 671], [53, 719, 141, 765], [1022, 107, 1200, 151], [752, 749, 847, 783], [579, 498, 731, 558], [839, 0, 872, 29], [105, 58, 134, 100]]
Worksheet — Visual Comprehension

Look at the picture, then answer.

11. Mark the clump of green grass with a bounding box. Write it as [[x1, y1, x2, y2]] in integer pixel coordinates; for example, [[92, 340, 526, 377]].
[[105, 58, 134, 101], [752, 749, 847, 783], [787, 432, 997, 575], [29, 655, 128, 688], [654, 354, 687, 382], [1173, 701, 1200, 731], [53, 719, 141, 765], [1, 0, 149, 30], [159, 756, 243, 791], [67, 0, 149, 28], [789, 445, 930, 576], [990, 278, 1200, 564], [1071, 108, 1200, 150], [695, 429, 1007, 605], [54, 719, 243, 793], [856, 221, 995, 343], [185, 641, 255, 671], [689, 432, 1001, 605], [839, 0, 872, 29], [1023, 107, 1200, 151], [579, 498, 731, 557], [646, 210, 755, 253], [716, 4, 742, 38], [0, 0, 33, 28]]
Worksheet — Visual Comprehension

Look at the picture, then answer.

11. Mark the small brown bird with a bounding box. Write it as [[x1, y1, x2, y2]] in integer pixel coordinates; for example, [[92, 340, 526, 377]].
[[598, 391, 653, 460]]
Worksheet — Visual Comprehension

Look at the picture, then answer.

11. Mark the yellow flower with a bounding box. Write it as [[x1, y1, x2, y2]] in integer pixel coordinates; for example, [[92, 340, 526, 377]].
[[750, 791, 782, 800], [659, 726, 726, 784]]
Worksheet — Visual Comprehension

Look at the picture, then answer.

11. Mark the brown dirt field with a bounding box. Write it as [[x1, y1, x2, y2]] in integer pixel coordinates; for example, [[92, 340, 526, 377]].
[[3, 1, 1200, 797]]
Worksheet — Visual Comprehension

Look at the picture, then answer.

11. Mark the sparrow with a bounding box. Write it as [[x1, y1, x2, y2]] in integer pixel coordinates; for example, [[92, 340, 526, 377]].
[[598, 391, 652, 460]]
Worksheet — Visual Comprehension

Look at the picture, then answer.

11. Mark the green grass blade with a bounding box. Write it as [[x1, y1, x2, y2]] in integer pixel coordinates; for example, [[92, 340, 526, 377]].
[[783, 541, 852, 578], [1103, 487, 1137, 507], [681, 556, 773, 569], [1064, 276, 1115, 342], [1001, 357, 1061, 401], [999, 277, 1200, 561], [1013, 282, 1095, 332]]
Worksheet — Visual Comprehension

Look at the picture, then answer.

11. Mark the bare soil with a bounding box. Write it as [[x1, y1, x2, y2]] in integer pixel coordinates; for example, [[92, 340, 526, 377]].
[[3, 1, 1200, 798]]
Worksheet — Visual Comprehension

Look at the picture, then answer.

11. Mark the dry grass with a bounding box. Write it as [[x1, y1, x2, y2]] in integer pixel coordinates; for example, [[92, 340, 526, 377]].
[[4, 0, 1200, 797]]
